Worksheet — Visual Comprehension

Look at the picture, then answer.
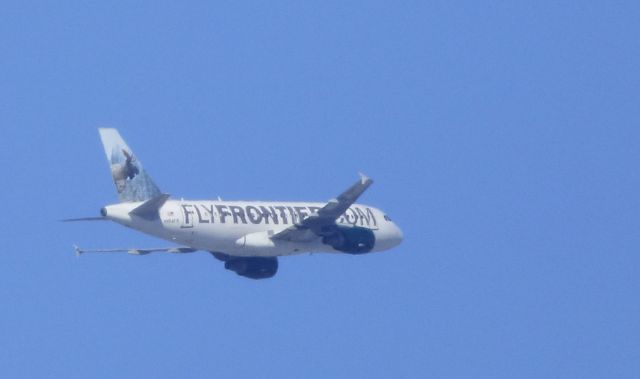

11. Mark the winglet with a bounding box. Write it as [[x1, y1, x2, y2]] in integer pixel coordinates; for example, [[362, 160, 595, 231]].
[[358, 172, 372, 185]]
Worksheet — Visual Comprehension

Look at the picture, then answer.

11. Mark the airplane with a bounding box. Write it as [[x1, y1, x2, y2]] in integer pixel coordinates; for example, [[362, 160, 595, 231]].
[[65, 129, 403, 279]]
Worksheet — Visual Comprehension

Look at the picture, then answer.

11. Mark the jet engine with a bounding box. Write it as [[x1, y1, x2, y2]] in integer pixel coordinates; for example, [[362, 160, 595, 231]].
[[322, 226, 375, 254], [211, 253, 278, 280]]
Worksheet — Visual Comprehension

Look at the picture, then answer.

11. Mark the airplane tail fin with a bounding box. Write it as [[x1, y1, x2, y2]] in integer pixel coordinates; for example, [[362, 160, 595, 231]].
[[98, 128, 162, 202]]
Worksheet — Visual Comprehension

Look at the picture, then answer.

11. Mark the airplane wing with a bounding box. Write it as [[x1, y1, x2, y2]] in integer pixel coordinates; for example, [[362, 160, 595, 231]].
[[74, 245, 197, 256], [271, 173, 373, 242]]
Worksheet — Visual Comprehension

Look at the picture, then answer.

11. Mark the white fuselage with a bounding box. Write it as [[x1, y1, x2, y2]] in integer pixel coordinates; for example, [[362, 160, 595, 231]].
[[102, 200, 403, 257]]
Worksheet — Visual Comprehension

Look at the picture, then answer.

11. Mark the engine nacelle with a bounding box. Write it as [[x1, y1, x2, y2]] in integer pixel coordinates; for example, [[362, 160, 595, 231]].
[[322, 226, 375, 254], [224, 257, 278, 280]]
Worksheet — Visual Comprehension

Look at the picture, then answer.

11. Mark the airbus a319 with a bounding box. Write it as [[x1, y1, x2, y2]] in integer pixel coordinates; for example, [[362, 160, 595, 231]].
[[66, 129, 403, 279]]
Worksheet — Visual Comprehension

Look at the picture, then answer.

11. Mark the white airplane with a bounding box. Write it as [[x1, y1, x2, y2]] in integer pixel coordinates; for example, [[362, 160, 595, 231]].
[[66, 129, 403, 279]]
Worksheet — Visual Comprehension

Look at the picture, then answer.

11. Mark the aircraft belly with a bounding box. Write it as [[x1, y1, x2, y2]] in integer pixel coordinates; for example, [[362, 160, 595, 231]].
[[178, 223, 326, 257]]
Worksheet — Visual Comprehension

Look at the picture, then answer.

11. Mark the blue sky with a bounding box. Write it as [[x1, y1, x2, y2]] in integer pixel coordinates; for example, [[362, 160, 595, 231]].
[[1, 1, 639, 378]]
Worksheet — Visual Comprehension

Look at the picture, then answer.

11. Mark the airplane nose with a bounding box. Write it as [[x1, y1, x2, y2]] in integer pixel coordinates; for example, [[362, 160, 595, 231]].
[[396, 224, 404, 243], [391, 223, 404, 247]]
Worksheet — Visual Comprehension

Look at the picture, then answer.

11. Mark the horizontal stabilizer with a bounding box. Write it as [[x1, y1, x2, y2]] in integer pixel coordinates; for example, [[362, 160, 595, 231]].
[[62, 217, 108, 222], [129, 193, 171, 221]]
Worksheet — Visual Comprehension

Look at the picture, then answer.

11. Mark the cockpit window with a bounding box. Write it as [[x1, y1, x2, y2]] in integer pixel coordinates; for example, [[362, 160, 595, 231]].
[[384, 215, 392, 222]]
